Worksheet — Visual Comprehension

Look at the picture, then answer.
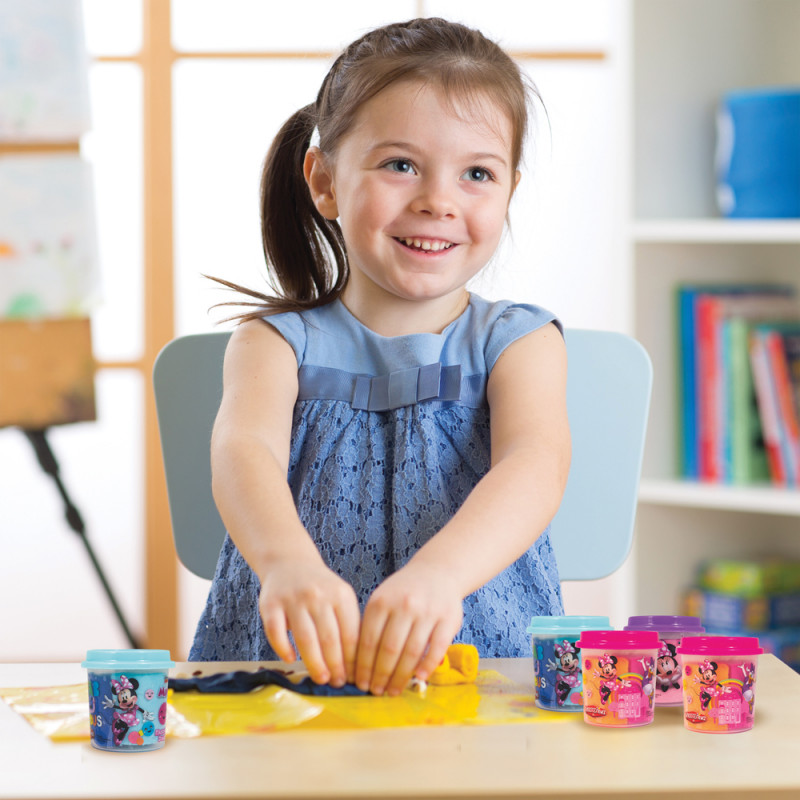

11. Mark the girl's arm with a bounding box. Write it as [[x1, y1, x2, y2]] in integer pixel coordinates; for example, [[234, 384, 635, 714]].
[[355, 322, 570, 695], [211, 320, 361, 687]]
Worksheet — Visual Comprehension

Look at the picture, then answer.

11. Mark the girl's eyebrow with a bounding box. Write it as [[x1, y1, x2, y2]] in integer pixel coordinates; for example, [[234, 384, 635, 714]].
[[370, 140, 509, 168]]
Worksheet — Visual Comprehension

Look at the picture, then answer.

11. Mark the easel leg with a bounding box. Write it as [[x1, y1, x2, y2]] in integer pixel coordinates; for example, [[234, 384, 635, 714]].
[[22, 428, 142, 650]]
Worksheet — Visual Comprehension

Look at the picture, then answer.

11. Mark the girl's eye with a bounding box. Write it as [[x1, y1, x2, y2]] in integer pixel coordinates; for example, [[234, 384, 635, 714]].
[[463, 167, 493, 183], [384, 159, 416, 175]]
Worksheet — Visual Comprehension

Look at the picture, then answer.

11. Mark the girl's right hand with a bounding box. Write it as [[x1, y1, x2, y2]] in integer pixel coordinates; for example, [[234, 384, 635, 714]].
[[258, 557, 361, 688]]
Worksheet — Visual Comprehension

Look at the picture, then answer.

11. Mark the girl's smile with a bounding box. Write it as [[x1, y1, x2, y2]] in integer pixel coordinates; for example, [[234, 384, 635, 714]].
[[394, 237, 456, 253], [305, 80, 519, 334]]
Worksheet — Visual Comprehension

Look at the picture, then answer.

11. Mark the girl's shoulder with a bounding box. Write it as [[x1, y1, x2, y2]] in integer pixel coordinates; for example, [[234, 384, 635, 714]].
[[448, 294, 563, 373]]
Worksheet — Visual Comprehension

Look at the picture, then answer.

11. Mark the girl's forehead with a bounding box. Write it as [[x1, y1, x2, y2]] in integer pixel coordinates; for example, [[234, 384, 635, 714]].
[[349, 80, 513, 147]]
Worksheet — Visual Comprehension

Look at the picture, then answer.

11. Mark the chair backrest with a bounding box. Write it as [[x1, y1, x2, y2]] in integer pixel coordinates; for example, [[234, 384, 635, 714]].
[[551, 329, 652, 579], [153, 328, 651, 582]]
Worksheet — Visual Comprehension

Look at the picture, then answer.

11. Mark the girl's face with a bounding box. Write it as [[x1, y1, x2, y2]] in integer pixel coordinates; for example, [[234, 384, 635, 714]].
[[306, 80, 519, 333]]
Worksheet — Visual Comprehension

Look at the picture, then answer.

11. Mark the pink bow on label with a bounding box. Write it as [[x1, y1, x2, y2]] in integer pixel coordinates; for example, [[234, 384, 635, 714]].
[[598, 653, 615, 668], [554, 640, 576, 657], [112, 675, 133, 692], [700, 659, 715, 673]]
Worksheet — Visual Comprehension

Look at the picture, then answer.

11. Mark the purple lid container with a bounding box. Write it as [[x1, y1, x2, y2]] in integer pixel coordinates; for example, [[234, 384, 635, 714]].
[[577, 630, 660, 650], [624, 615, 705, 634]]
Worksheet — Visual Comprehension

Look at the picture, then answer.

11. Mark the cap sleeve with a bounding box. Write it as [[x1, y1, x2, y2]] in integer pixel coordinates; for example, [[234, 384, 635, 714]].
[[261, 311, 308, 366], [484, 303, 563, 372]]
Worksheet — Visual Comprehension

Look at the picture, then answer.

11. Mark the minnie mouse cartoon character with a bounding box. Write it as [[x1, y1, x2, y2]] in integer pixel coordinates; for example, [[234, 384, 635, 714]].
[[597, 654, 620, 704], [656, 642, 681, 694], [102, 675, 154, 746], [549, 640, 581, 706]]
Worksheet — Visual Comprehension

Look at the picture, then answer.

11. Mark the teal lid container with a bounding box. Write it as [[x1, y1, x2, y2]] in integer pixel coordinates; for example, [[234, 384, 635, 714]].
[[527, 615, 613, 636], [82, 649, 175, 752], [528, 616, 613, 712], [82, 649, 175, 671]]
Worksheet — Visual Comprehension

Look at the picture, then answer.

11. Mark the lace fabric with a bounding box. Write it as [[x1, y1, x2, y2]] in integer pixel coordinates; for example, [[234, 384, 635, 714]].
[[190, 399, 563, 662]]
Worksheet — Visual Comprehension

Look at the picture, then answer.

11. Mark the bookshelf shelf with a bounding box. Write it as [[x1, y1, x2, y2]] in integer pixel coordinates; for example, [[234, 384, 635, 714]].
[[639, 479, 800, 517], [632, 219, 800, 245]]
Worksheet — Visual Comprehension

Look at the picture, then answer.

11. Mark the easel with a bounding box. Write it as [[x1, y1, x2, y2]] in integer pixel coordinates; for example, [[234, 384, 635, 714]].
[[22, 428, 141, 649]]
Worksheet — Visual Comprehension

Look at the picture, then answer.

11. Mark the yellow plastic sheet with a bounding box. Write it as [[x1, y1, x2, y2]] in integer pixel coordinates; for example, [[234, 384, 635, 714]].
[[1, 669, 566, 741]]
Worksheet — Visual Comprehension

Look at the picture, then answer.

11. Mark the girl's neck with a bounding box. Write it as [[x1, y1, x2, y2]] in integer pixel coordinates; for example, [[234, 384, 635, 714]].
[[339, 287, 470, 337]]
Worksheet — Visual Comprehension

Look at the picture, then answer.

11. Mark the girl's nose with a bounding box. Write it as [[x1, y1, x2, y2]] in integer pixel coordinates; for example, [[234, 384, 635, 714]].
[[410, 177, 457, 219]]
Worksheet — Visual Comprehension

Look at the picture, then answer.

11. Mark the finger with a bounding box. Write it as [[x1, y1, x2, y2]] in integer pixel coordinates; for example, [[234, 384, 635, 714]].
[[308, 604, 348, 687], [287, 608, 331, 685], [262, 606, 297, 664], [384, 623, 433, 696], [354, 604, 390, 693], [335, 597, 362, 685], [413, 623, 455, 682], [367, 614, 414, 696]]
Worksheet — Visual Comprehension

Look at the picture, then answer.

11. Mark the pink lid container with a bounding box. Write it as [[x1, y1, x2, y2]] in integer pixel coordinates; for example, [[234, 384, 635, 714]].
[[577, 630, 660, 728], [677, 636, 763, 734], [578, 630, 660, 650], [677, 636, 763, 657]]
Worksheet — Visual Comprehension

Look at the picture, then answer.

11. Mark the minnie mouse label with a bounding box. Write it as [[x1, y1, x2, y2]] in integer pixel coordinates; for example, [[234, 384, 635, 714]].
[[681, 658, 757, 733], [581, 650, 656, 727], [655, 638, 684, 705], [533, 637, 584, 712], [87, 671, 168, 750]]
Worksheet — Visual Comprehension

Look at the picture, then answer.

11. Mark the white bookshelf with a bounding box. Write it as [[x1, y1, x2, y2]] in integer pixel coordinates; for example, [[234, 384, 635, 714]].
[[627, 0, 800, 614]]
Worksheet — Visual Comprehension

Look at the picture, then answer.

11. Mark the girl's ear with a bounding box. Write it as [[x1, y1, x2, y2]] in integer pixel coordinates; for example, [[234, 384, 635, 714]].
[[304, 146, 338, 220]]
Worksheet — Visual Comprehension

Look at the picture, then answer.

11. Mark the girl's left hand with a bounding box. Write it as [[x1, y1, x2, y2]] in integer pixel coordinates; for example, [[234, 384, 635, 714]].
[[355, 562, 463, 696]]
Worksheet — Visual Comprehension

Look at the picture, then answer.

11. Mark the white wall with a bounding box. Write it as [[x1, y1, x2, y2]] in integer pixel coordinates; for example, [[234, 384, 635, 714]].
[[1, 0, 628, 661]]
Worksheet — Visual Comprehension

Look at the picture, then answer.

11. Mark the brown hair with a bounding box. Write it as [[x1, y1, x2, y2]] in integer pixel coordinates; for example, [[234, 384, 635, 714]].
[[211, 17, 538, 321]]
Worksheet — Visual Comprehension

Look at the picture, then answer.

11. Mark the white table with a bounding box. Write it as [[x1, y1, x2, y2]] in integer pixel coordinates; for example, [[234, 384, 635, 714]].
[[1, 656, 799, 799]]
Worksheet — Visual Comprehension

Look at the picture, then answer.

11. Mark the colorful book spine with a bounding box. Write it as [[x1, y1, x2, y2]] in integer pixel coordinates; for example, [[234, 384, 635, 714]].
[[750, 328, 787, 485], [725, 317, 769, 484], [678, 287, 699, 479], [765, 329, 800, 486]]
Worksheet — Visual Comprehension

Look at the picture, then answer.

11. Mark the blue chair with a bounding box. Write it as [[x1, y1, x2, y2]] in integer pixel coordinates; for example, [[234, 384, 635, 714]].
[[153, 328, 652, 581]]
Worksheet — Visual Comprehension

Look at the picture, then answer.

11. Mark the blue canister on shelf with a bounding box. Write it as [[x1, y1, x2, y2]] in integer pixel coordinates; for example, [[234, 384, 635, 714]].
[[81, 649, 175, 752], [716, 87, 800, 218], [527, 616, 612, 712]]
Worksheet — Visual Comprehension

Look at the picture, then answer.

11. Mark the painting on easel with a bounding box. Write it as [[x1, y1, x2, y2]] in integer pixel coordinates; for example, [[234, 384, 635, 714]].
[[0, 0, 97, 431]]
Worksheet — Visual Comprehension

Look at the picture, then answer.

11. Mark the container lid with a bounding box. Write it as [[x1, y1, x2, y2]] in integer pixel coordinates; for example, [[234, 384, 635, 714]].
[[677, 636, 763, 657], [623, 615, 705, 634], [81, 649, 175, 670], [577, 630, 660, 650], [526, 615, 612, 635]]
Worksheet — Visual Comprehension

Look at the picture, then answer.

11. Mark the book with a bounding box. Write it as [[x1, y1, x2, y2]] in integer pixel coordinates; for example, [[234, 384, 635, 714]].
[[725, 317, 770, 484], [750, 326, 790, 484]]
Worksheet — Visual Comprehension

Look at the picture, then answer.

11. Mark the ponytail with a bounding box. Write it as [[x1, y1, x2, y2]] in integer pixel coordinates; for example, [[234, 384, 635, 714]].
[[260, 104, 347, 310], [209, 103, 348, 320]]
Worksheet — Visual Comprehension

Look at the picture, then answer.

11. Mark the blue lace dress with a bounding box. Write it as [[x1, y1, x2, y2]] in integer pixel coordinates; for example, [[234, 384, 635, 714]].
[[190, 294, 564, 661]]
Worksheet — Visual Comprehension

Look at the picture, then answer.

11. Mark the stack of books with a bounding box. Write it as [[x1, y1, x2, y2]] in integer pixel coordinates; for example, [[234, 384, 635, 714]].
[[678, 283, 800, 485]]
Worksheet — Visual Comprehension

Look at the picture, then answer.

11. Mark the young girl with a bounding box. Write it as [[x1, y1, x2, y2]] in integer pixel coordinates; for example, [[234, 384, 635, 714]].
[[190, 17, 571, 698]]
